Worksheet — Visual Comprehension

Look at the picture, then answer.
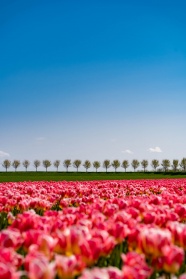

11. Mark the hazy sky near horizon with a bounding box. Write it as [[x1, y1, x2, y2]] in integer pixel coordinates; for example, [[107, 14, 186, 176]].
[[0, 0, 186, 171]]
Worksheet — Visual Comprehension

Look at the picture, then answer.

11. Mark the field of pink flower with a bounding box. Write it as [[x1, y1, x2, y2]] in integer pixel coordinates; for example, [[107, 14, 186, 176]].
[[1, 179, 186, 279]]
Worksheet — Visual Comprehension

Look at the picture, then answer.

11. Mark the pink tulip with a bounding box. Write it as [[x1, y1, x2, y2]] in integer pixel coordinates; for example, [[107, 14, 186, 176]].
[[37, 234, 57, 259], [11, 210, 40, 232], [90, 229, 116, 256], [107, 267, 123, 279], [0, 261, 22, 279], [79, 237, 102, 265], [79, 266, 122, 279], [55, 254, 85, 279], [27, 259, 56, 279], [137, 227, 172, 258], [121, 252, 152, 279], [174, 204, 186, 222], [0, 247, 23, 268], [155, 244, 184, 274], [54, 227, 83, 256], [107, 221, 129, 243], [22, 230, 41, 251], [0, 229, 23, 250], [0, 262, 13, 279], [25, 250, 56, 279], [143, 212, 156, 224]]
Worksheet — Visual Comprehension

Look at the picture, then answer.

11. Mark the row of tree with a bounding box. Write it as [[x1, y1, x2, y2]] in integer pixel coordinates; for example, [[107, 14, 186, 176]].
[[1, 158, 186, 172]]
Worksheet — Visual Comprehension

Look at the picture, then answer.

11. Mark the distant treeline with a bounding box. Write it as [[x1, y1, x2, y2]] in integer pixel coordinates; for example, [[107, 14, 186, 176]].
[[1, 158, 186, 173]]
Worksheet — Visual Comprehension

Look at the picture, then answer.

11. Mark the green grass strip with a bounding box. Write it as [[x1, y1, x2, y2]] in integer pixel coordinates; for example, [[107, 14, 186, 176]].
[[1, 171, 186, 182]]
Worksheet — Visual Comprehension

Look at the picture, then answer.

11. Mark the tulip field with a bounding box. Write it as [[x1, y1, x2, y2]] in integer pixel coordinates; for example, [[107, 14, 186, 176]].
[[1, 179, 186, 278]]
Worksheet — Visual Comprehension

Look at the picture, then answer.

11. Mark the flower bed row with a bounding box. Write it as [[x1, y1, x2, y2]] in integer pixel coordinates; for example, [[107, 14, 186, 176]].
[[1, 179, 186, 278]]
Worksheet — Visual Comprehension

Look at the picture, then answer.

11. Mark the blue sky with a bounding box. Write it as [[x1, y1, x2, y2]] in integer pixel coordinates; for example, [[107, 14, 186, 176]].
[[0, 0, 186, 171]]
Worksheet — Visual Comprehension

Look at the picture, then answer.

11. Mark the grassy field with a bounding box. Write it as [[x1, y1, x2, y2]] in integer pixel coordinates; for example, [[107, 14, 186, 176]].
[[1, 171, 186, 182]]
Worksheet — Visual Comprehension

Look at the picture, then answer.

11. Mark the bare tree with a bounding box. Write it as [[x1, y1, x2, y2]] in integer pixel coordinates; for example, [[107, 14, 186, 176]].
[[172, 159, 179, 172], [33, 160, 41, 172], [2, 159, 11, 172], [161, 159, 170, 172], [141, 159, 148, 172], [73, 160, 82, 172], [43, 160, 51, 172], [103, 160, 111, 173], [131, 159, 139, 172], [112, 160, 120, 173], [54, 160, 60, 172], [83, 160, 91, 172], [12, 160, 20, 172], [93, 161, 101, 172], [63, 159, 71, 172], [121, 160, 129, 172], [180, 158, 186, 172], [22, 160, 30, 172], [151, 159, 159, 172]]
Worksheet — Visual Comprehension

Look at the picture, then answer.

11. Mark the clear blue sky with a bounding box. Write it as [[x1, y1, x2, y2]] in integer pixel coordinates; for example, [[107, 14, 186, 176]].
[[0, 0, 186, 171]]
